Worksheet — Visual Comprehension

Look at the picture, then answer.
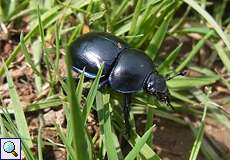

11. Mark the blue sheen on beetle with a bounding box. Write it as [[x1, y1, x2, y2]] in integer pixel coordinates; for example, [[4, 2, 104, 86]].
[[69, 32, 174, 136], [72, 66, 97, 79], [69, 32, 171, 106]]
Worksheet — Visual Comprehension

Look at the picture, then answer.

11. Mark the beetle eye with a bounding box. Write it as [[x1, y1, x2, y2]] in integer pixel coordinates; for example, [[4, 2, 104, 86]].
[[147, 81, 153, 88]]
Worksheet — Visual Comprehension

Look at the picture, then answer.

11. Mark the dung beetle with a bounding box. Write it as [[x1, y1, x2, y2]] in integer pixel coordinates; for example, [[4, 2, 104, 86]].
[[69, 32, 185, 134]]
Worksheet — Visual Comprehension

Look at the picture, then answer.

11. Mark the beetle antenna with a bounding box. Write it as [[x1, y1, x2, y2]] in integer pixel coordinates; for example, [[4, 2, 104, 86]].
[[165, 95, 175, 110], [167, 71, 187, 81], [167, 101, 175, 110]]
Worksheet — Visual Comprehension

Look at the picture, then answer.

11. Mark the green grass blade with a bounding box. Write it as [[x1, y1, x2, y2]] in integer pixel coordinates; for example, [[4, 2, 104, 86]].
[[132, 99, 187, 125], [178, 27, 218, 38], [111, 0, 130, 23], [9, 8, 36, 21], [8, 0, 16, 16], [189, 104, 207, 160], [25, 96, 62, 111], [176, 31, 214, 72], [20, 32, 46, 82], [167, 76, 219, 89], [3, 63, 33, 148], [219, 73, 230, 90], [193, 90, 230, 130], [183, 0, 230, 52], [129, 0, 143, 35], [76, 72, 85, 105], [158, 43, 183, 73], [100, 0, 111, 31], [0, 114, 8, 137], [115, 22, 131, 36], [169, 5, 191, 33], [7, 0, 29, 20], [32, 39, 43, 93], [146, 13, 173, 60], [89, 11, 106, 24], [0, 95, 8, 138], [170, 90, 198, 105], [133, 0, 173, 47], [187, 115, 223, 160], [125, 126, 154, 160], [1, 110, 35, 160], [56, 124, 77, 160], [64, 71, 85, 148], [54, 21, 61, 81], [114, 0, 161, 36], [189, 66, 218, 77], [65, 46, 90, 160], [82, 64, 104, 125], [96, 92, 119, 160], [62, 101, 75, 160], [86, 0, 93, 17], [112, 131, 123, 159], [37, 5, 53, 82], [144, 107, 154, 146], [67, 23, 83, 45], [214, 43, 230, 74], [190, 90, 224, 160], [138, 0, 162, 26], [128, 130, 161, 160], [111, 101, 161, 160]]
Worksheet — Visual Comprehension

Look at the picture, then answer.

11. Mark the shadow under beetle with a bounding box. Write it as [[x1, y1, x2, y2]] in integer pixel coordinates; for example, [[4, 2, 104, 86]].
[[69, 32, 185, 136]]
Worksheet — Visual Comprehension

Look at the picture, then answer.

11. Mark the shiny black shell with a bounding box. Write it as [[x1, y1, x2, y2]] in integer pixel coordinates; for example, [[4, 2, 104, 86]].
[[69, 32, 154, 93], [109, 49, 154, 93], [69, 32, 128, 78]]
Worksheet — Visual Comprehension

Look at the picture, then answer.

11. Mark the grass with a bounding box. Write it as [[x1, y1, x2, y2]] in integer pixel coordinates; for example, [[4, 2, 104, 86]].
[[0, 0, 230, 160], [3, 62, 33, 148]]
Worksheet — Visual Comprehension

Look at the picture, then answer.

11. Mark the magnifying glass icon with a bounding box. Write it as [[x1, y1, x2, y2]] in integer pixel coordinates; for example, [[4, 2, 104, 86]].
[[3, 141, 18, 157]]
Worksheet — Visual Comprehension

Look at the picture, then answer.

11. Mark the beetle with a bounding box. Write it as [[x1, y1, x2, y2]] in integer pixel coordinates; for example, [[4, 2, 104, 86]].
[[69, 32, 184, 134]]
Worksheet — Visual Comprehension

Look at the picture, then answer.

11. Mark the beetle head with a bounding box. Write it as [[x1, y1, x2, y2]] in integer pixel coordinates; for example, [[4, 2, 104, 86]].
[[144, 73, 172, 108]]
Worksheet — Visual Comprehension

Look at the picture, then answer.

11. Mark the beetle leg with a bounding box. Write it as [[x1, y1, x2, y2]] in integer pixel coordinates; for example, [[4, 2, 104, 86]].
[[123, 94, 131, 138]]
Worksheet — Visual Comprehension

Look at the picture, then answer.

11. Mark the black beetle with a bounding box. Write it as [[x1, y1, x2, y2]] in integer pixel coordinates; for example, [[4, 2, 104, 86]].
[[69, 32, 184, 134]]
